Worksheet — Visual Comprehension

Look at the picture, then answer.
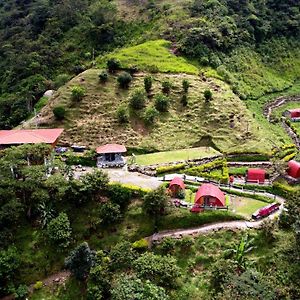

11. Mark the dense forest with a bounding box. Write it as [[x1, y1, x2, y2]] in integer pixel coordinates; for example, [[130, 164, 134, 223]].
[[0, 0, 299, 128]]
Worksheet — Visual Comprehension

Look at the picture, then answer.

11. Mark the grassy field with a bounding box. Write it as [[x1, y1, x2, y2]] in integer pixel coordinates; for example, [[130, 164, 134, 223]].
[[98, 40, 199, 74], [229, 195, 267, 218], [134, 147, 220, 165]]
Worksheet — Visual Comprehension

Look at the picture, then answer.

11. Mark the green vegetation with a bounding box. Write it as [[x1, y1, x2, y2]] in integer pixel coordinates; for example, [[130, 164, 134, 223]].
[[52, 106, 66, 121], [71, 86, 85, 102], [98, 40, 199, 74], [135, 147, 220, 166]]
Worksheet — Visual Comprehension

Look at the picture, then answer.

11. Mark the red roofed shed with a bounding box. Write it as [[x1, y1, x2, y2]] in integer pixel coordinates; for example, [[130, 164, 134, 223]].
[[246, 169, 266, 184], [287, 160, 300, 178], [169, 177, 185, 197], [195, 183, 225, 207], [0, 129, 64, 148], [96, 144, 127, 154], [288, 109, 300, 118]]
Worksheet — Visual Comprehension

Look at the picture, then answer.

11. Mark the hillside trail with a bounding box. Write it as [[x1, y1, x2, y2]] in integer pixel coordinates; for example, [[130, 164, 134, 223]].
[[263, 94, 300, 149]]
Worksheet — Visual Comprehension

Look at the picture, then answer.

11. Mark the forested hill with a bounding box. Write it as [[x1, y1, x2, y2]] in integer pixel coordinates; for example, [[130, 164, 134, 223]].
[[0, 0, 300, 129]]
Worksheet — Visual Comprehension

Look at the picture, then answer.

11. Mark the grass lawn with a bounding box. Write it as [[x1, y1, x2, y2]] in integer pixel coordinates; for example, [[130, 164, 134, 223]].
[[97, 39, 199, 74], [134, 147, 220, 165], [229, 195, 267, 218]]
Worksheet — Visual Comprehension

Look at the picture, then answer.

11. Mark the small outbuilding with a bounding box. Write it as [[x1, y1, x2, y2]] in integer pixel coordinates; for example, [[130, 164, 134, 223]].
[[169, 177, 185, 197], [287, 160, 300, 178], [246, 168, 266, 184], [96, 144, 127, 168], [194, 183, 225, 207]]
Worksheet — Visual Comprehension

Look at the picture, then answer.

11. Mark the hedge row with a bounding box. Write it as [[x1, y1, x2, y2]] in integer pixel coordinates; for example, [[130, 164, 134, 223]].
[[156, 163, 186, 175], [65, 154, 96, 167], [108, 182, 151, 197]]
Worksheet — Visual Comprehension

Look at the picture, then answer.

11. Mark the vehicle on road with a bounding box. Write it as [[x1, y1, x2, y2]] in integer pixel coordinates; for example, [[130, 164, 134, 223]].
[[252, 202, 280, 220]]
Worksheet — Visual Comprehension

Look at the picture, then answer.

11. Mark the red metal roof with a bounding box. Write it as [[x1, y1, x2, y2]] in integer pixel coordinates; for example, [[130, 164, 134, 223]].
[[247, 168, 266, 183], [96, 144, 127, 154], [0, 129, 64, 145], [169, 177, 185, 189], [288, 109, 300, 118], [195, 183, 225, 206], [288, 160, 300, 178]]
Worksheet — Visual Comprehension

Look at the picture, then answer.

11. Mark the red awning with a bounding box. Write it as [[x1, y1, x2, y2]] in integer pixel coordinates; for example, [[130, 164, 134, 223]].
[[96, 144, 127, 154], [0, 129, 64, 145], [169, 177, 185, 189], [247, 168, 266, 183], [288, 160, 300, 178], [195, 183, 225, 206]]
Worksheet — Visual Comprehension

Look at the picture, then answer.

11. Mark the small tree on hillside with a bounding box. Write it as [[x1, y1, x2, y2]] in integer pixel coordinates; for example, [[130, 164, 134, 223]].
[[182, 79, 190, 93], [116, 105, 129, 123], [181, 94, 188, 107], [154, 94, 169, 112], [71, 86, 85, 102], [204, 89, 213, 102], [99, 71, 108, 83], [129, 89, 146, 109], [117, 72, 132, 89], [53, 106, 66, 120], [99, 201, 122, 226], [161, 80, 172, 94], [144, 76, 153, 93], [65, 242, 94, 280], [107, 58, 121, 73], [144, 106, 159, 125], [46, 212, 72, 248]]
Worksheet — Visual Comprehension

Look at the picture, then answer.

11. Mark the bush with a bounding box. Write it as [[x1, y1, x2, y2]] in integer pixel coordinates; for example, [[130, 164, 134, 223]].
[[33, 281, 43, 290], [108, 183, 150, 197], [144, 106, 159, 125], [161, 80, 172, 94], [204, 89, 212, 102], [108, 183, 132, 210], [154, 94, 169, 112], [54, 74, 71, 89], [158, 237, 176, 254], [46, 212, 72, 248], [14, 285, 28, 300], [143, 186, 168, 217], [99, 201, 122, 226], [181, 94, 188, 106], [116, 105, 129, 123], [182, 79, 190, 93], [107, 58, 121, 73], [71, 86, 85, 102], [53, 106, 66, 120], [110, 241, 136, 271], [144, 76, 153, 93], [65, 242, 94, 281], [156, 163, 186, 174], [117, 72, 132, 89], [99, 71, 108, 83], [132, 238, 149, 251], [129, 89, 146, 109]]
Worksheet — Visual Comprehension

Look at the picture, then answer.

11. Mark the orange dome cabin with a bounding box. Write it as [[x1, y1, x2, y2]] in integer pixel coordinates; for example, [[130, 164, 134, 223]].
[[287, 160, 300, 178], [191, 183, 225, 213], [246, 168, 266, 184], [169, 177, 185, 197]]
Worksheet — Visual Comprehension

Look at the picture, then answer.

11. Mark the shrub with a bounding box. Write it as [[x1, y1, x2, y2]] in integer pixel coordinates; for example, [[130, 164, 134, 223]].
[[53, 106, 66, 120], [46, 212, 72, 248], [181, 94, 188, 106], [54, 74, 71, 89], [108, 183, 132, 210], [14, 285, 28, 300], [107, 58, 121, 73], [71, 86, 85, 102], [33, 281, 43, 290], [110, 241, 136, 271], [182, 79, 190, 93], [65, 242, 94, 281], [117, 72, 132, 89], [161, 80, 172, 94], [99, 201, 122, 226], [154, 94, 169, 112], [99, 71, 108, 83], [116, 105, 129, 123], [129, 89, 146, 109], [156, 163, 186, 174], [144, 76, 153, 93], [204, 89, 212, 102], [144, 106, 159, 125], [108, 183, 150, 197], [143, 186, 168, 219], [158, 237, 176, 254], [132, 238, 149, 251]]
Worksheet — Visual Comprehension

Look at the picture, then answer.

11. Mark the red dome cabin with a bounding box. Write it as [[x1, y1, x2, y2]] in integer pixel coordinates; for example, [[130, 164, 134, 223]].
[[169, 177, 185, 197], [246, 168, 266, 184], [287, 160, 300, 178], [191, 183, 226, 213]]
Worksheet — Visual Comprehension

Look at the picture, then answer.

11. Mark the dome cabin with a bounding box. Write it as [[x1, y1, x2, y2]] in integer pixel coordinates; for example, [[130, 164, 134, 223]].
[[194, 183, 225, 208], [246, 168, 266, 184], [287, 160, 300, 178], [169, 177, 185, 197]]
